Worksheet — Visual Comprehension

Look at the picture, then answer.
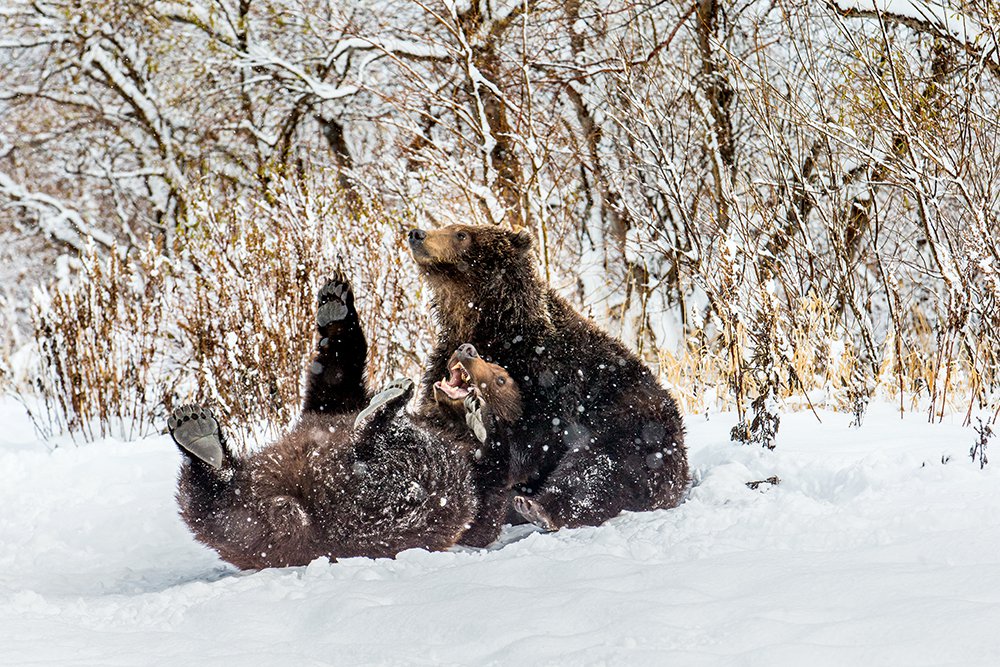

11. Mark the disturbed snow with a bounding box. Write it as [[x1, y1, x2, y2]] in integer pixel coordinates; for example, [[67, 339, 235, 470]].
[[2, 397, 999, 666]]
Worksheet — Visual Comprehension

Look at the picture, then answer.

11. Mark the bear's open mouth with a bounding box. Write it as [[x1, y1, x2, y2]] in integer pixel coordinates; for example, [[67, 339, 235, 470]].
[[434, 362, 474, 400]]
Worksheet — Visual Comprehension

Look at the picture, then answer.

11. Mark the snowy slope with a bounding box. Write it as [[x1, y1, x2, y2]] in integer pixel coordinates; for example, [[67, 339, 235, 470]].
[[2, 397, 1000, 666]]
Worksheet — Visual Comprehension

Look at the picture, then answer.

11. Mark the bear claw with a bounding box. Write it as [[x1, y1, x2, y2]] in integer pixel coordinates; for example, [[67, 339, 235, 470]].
[[513, 495, 557, 532], [354, 377, 415, 429], [168, 404, 225, 469], [317, 274, 354, 328], [463, 394, 487, 444]]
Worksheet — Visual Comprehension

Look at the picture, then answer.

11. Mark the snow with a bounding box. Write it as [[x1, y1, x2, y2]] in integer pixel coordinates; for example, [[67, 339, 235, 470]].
[[831, 0, 1000, 70], [243, 45, 360, 101], [0, 169, 115, 251], [3, 397, 1000, 665]]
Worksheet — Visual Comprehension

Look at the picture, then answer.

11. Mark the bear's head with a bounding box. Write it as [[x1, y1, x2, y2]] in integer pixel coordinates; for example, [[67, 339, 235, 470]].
[[407, 224, 533, 278], [433, 343, 522, 425]]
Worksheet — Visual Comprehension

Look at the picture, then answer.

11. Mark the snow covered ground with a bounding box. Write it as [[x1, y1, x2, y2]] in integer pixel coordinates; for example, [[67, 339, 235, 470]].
[[2, 397, 999, 666]]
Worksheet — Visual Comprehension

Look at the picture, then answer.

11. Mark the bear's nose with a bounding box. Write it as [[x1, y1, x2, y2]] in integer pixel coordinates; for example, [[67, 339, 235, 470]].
[[408, 228, 426, 244], [457, 343, 478, 359]]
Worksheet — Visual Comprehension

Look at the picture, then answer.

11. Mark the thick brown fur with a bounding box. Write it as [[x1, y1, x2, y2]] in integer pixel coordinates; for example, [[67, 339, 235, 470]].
[[173, 276, 486, 569], [409, 224, 689, 530]]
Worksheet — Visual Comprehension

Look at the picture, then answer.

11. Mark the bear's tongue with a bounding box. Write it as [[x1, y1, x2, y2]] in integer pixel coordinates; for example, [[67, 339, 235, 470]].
[[434, 363, 472, 399]]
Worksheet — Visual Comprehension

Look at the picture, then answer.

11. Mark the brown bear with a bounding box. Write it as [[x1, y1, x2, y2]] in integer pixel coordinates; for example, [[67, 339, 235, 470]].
[[408, 224, 689, 530], [168, 275, 520, 569], [431, 342, 523, 547]]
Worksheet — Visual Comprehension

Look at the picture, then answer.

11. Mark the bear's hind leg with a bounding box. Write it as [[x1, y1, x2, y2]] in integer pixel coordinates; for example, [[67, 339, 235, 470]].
[[303, 272, 369, 415], [517, 448, 639, 530], [170, 404, 239, 531]]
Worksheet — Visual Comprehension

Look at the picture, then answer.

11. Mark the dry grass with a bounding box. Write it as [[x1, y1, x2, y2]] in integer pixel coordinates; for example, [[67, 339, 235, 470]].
[[31, 240, 172, 441], [651, 293, 983, 424], [28, 178, 433, 444]]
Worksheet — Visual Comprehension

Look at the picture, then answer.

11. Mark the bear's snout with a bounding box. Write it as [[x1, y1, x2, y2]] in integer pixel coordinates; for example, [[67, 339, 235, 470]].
[[408, 228, 427, 245], [456, 343, 478, 360]]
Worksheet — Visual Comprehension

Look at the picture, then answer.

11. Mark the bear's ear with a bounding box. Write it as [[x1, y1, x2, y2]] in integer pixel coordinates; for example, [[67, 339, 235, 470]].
[[510, 227, 533, 252]]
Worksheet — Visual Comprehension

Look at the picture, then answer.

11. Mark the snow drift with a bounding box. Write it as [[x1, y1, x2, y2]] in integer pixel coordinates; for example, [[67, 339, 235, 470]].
[[2, 398, 999, 666]]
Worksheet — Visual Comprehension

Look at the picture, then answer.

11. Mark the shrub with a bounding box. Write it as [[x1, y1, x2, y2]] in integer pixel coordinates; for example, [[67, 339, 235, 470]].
[[29, 177, 432, 444]]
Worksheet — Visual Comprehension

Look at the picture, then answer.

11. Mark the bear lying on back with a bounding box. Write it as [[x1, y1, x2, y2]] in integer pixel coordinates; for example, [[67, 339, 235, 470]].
[[168, 275, 520, 569], [408, 224, 689, 530]]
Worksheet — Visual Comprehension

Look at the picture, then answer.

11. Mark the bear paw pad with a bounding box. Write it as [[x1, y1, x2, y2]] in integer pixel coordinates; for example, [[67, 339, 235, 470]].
[[168, 404, 224, 469], [317, 274, 354, 328], [353, 377, 414, 429]]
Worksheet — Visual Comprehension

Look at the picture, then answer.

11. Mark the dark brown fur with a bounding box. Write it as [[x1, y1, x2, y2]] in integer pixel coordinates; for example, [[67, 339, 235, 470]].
[[176, 410, 478, 569], [173, 276, 484, 569], [409, 224, 689, 529]]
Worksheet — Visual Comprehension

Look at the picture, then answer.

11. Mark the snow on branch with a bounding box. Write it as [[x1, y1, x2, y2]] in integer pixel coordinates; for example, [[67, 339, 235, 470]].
[[828, 0, 1000, 76], [83, 43, 167, 140], [0, 34, 71, 49], [151, 1, 238, 47], [0, 171, 114, 251], [244, 45, 360, 101], [330, 36, 450, 64], [82, 41, 189, 193]]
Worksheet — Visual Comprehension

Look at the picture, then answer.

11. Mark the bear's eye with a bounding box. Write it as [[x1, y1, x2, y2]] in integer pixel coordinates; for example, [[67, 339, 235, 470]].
[[456, 231, 467, 241], [496, 376, 506, 386]]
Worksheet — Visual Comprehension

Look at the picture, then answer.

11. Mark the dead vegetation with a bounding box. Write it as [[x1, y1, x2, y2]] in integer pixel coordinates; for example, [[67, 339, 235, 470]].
[[28, 179, 432, 444]]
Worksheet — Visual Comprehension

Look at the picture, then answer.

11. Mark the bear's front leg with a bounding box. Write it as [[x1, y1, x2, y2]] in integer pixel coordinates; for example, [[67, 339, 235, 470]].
[[455, 393, 516, 547], [302, 272, 369, 416]]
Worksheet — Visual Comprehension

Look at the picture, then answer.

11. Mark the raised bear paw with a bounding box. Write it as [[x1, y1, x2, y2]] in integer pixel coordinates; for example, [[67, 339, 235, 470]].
[[168, 404, 225, 469], [353, 377, 415, 429], [513, 495, 557, 532], [316, 271, 356, 330]]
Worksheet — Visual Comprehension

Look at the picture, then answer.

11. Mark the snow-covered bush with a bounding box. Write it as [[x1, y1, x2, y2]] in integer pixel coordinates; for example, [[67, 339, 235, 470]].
[[29, 177, 431, 442]]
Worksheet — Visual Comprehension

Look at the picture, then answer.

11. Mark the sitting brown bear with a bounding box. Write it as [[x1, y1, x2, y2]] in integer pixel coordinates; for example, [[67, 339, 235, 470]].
[[168, 275, 520, 569], [409, 224, 689, 530]]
